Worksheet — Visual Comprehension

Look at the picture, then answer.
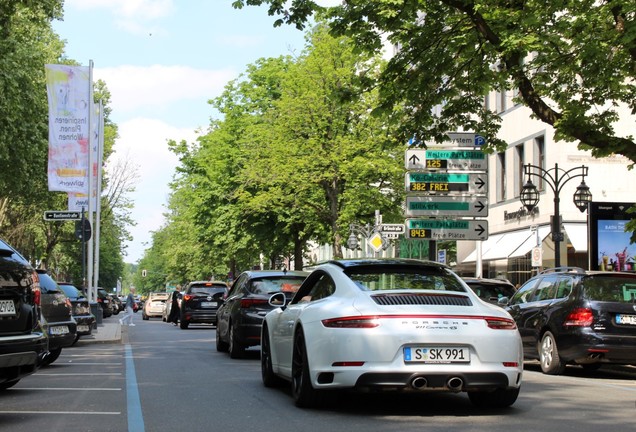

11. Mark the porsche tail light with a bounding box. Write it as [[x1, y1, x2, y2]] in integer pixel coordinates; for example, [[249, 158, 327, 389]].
[[183, 294, 194, 301], [485, 317, 517, 330], [322, 316, 380, 328], [564, 308, 594, 327], [240, 298, 268, 308]]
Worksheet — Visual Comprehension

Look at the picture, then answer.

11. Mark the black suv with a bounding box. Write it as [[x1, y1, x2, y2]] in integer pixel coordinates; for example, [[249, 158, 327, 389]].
[[37, 270, 77, 366], [180, 281, 227, 329], [505, 267, 636, 374], [0, 239, 48, 389], [58, 282, 95, 342]]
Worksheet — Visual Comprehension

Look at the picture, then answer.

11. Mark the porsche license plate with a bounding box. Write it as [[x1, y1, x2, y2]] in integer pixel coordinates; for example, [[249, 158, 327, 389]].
[[404, 346, 470, 363], [201, 302, 217, 307], [0, 299, 16, 316], [616, 314, 636, 325]]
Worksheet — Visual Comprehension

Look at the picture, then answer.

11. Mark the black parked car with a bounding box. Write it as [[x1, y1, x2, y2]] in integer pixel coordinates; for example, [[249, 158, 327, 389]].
[[216, 270, 309, 358], [505, 266, 636, 375], [0, 239, 48, 389], [58, 282, 95, 342], [462, 277, 516, 305], [96, 288, 113, 318], [180, 281, 228, 329], [37, 270, 77, 366]]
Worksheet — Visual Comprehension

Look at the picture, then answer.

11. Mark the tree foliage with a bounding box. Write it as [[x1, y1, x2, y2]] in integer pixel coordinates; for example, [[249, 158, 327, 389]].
[[233, 0, 636, 161], [148, 25, 405, 280]]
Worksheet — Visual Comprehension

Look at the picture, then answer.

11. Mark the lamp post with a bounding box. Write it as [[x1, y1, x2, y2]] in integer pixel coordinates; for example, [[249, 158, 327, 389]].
[[519, 163, 592, 268], [346, 210, 388, 256]]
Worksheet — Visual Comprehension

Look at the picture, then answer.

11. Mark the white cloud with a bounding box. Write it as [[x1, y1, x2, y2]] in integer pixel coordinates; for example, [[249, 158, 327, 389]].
[[94, 65, 236, 114], [109, 118, 200, 261]]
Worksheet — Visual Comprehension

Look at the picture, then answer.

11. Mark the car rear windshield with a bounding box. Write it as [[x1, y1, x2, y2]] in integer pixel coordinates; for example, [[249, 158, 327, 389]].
[[248, 277, 305, 295], [59, 284, 85, 298], [190, 285, 226, 295], [582, 275, 636, 302], [345, 266, 467, 293]]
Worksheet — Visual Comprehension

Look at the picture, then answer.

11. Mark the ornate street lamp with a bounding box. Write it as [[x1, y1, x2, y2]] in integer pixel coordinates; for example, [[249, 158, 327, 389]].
[[519, 163, 592, 267]]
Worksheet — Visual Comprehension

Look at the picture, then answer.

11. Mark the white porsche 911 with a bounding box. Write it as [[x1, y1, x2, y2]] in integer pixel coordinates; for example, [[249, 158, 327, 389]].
[[261, 259, 523, 408]]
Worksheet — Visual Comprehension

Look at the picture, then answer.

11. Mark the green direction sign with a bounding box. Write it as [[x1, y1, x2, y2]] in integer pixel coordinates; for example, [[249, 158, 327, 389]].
[[406, 219, 488, 241], [406, 196, 488, 217], [405, 172, 487, 194], [424, 149, 488, 171]]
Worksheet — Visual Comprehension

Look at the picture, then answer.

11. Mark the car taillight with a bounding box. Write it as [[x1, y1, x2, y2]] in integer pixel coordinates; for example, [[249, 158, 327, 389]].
[[485, 317, 517, 330], [240, 298, 268, 308], [564, 308, 594, 326], [183, 294, 194, 301], [322, 316, 380, 328]]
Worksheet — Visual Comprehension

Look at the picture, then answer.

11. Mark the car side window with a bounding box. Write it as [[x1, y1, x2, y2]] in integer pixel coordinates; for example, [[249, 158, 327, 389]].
[[509, 279, 538, 305], [555, 276, 573, 299], [228, 274, 247, 297], [306, 274, 336, 302], [533, 276, 558, 301]]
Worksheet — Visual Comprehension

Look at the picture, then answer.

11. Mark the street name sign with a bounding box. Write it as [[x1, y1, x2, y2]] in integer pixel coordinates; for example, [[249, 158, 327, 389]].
[[44, 211, 81, 221], [405, 219, 488, 241], [380, 223, 405, 234], [405, 172, 488, 194], [406, 195, 488, 217], [405, 149, 487, 171]]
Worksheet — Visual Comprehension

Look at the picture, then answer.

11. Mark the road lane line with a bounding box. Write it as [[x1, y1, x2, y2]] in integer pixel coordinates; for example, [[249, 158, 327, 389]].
[[125, 344, 145, 432]]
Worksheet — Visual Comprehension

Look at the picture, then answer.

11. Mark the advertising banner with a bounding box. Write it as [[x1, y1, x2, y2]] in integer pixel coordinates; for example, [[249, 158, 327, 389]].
[[45, 64, 90, 193]]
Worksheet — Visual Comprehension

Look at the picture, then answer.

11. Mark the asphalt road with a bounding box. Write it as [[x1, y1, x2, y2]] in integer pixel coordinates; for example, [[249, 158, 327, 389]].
[[1, 318, 635, 432]]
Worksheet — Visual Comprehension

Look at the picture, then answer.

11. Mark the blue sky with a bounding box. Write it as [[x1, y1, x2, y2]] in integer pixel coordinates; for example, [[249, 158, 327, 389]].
[[53, 0, 339, 263]]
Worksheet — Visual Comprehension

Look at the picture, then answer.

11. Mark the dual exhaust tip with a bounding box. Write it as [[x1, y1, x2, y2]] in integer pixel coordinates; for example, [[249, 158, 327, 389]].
[[411, 376, 464, 392]]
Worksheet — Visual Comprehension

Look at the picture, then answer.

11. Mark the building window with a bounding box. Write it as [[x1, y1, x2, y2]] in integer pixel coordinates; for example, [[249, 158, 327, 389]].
[[534, 136, 545, 190], [497, 152, 506, 202], [495, 90, 507, 113], [516, 144, 524, 197]]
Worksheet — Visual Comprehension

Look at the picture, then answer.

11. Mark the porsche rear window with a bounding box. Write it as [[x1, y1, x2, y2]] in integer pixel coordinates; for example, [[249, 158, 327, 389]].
[[345, 266, 467, 293]]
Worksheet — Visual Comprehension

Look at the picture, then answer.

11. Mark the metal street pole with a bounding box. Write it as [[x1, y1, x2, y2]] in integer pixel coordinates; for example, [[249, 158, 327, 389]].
[[520, 163, 591, 268]]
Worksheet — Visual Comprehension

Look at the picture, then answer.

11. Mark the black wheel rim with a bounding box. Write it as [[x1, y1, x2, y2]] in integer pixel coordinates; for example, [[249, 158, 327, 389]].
[[292, 335, 305, 396]]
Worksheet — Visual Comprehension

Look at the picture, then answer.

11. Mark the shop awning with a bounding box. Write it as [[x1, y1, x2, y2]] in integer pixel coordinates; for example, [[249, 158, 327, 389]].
[[482, 230, 536, 260], [462, 226, 551, 263], [462, 233, 505, 263], [563, 223, 588, 252], [509, 225, 551, 258]]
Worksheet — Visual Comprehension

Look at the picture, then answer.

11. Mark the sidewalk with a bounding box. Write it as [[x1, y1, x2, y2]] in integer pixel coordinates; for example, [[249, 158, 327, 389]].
[[75, 319, 123, 345]]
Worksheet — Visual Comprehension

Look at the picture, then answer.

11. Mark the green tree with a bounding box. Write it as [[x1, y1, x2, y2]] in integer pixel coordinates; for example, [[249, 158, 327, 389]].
[[233, 0, 636, 161]]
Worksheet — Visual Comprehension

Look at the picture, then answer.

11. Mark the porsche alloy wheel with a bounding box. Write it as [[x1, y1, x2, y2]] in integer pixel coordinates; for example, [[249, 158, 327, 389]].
[[291, 330, 322, 408]]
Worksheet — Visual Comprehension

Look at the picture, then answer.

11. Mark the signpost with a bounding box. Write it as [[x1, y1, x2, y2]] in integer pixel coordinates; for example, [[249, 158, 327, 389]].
[[405, 172, 487, 194], [43, 210, 81, 221], [406, 195, 488, 217], [406, 219, 489, 241], [405, 148, 487, 171]]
